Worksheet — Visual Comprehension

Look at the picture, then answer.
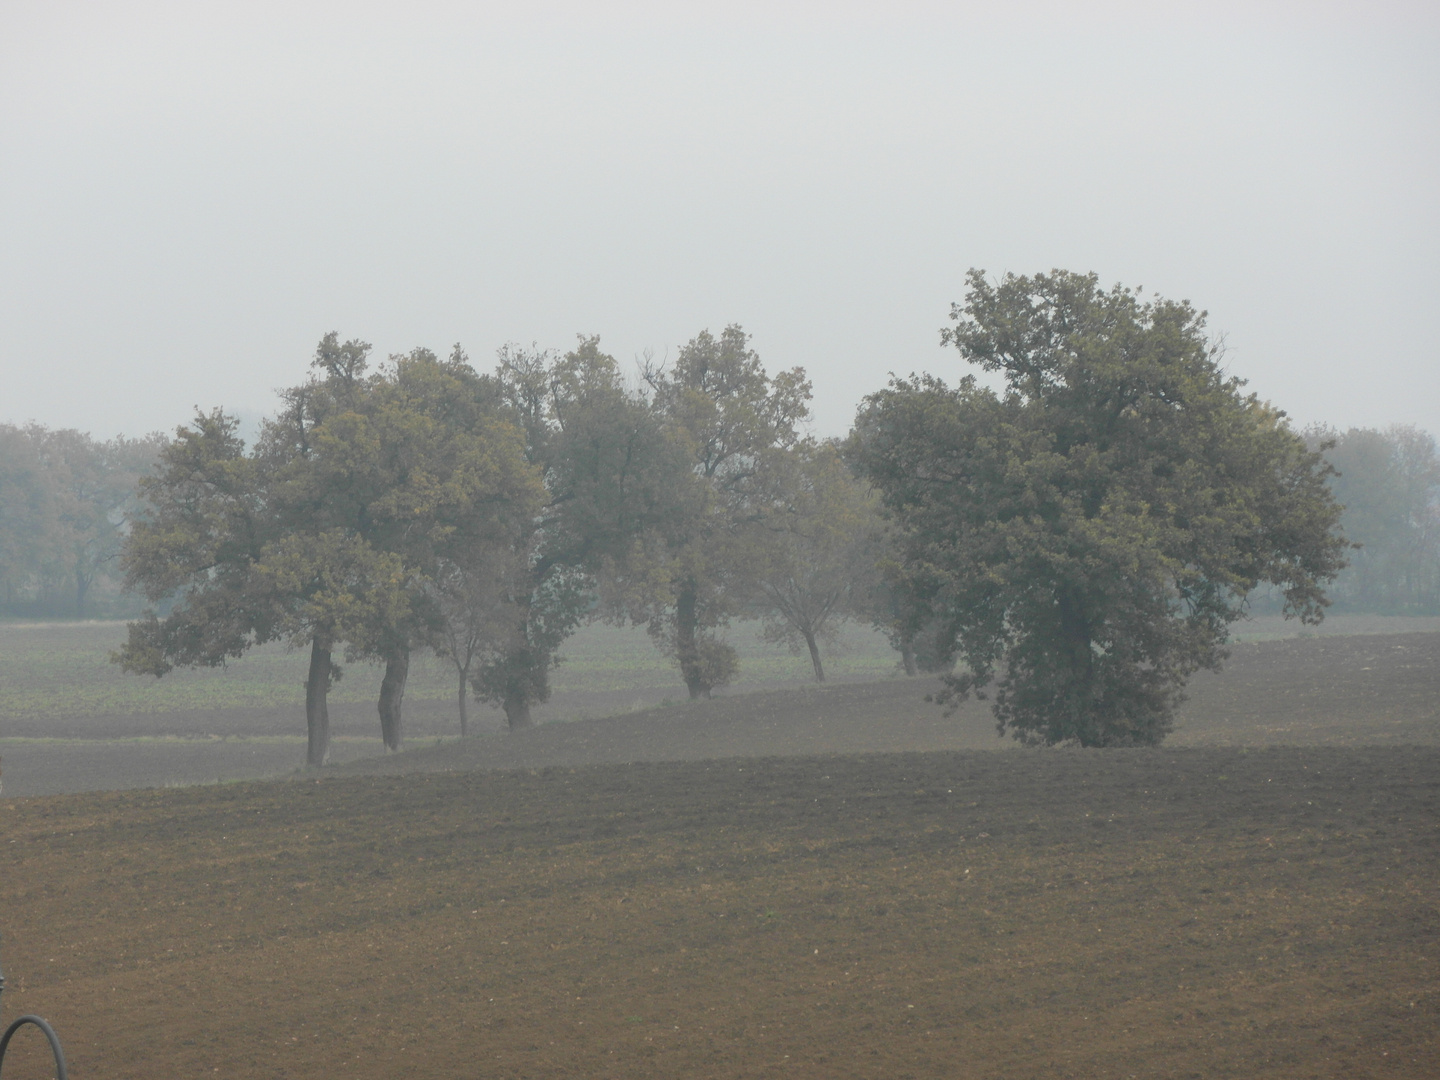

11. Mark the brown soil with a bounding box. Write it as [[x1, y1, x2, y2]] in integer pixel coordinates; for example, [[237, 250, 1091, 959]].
[[0, 634, 1435, 1078], [1, 748, 1436, 1079], [1173, 632, 1440, 746]]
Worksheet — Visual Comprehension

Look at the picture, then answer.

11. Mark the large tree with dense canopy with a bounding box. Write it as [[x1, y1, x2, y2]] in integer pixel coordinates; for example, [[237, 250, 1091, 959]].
[[850, 269, 1349, 746]]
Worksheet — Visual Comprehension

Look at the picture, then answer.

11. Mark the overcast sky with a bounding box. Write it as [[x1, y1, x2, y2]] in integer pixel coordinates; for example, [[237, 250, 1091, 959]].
[[2, 0, 1436, 441]]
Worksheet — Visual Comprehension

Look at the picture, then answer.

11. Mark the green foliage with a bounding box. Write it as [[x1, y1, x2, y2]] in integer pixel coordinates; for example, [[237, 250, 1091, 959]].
[[423, 544, 529, 735], [1305, 424, 1440, 613], [115, 409, 274, 676], [756, 441, 886, 680], [619, 325, 813, 698], [851, 269, 1348, 747], [252, 530, 410, 654], [0, 424, 56, 604], [116, 336, 544, 759], [857, 551, 959, 677], [471, 336, 687, 726], [0, 423, 164, 616]]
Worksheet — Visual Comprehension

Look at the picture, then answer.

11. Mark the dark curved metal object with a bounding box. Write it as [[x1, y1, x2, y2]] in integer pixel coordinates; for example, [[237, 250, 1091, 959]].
[[0, 1015, 69, 1079], [0, 936, 70, 1079]]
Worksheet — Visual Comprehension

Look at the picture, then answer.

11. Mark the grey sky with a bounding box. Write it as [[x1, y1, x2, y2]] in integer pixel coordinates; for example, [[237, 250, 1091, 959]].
[[2, 0, 1436, 441]]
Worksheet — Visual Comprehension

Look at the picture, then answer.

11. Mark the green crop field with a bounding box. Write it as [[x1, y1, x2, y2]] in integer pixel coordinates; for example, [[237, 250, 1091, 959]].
[[0, 618, 905, 793], [3, 613, 1433, 723], [0, 619, 901, 723]]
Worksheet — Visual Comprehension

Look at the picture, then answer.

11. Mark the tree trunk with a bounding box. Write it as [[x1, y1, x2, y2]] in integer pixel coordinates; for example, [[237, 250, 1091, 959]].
[[1056, 590, 1098, 744], [378, 642, 409, 752], [305, 635, 333, 767], [900, 643, 918, 677], [456, 665, 469, 737], [804, 628, 825, 681], [502, 686, 532, 729], [675, 581, 709, 699]]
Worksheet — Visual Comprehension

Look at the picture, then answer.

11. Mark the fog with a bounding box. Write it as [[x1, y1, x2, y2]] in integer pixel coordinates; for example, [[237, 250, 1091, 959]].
[[2, 0, 1436, 440]]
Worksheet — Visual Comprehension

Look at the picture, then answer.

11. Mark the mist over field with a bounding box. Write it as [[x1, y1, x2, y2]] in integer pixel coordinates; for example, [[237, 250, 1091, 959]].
[[2, 614, 1437, 797], [2, 5, 1439, 1078]]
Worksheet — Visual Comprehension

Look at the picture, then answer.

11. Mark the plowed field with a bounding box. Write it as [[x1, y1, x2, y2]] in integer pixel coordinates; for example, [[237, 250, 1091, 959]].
[[0, 631, 1435, 1078]]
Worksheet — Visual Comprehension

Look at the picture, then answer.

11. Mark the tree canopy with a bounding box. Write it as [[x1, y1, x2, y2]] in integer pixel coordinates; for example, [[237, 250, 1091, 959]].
[[116, 336, 541, 764], [89, 282, 1371, 759], [851, 269, 1349, 747], [1305, 424, 1440, 613], [476, 336, 688, 727], [754, 440, 885, 681], [612, 325, 812, 698], [0, 424, 164, 616], [110, 328, 824, 755]]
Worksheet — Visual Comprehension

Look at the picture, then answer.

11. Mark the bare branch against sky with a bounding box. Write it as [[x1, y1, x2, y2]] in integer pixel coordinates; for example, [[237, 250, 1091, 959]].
[[1, 0, 1436, 439]]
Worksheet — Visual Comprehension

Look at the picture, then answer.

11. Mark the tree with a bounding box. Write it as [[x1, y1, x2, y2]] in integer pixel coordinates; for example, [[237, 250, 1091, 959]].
[[423, 546, 529, 736], [755, 441, 885, 681], [251, 529, 411, 765], [257, 336, 541, 750], [623, 326, 811, 698], [112, 408, 401, 767], [116, 334, 542, 763], [851, 269, 1349, 747], [1306, 424, 1440, 613], [0, 425, 163, 616], [32, 427, 166, 615], [480, 337, 687, 727], [0, 425, 56, 607], [114, 410, 301, 748], [856, 547, 958, 677]]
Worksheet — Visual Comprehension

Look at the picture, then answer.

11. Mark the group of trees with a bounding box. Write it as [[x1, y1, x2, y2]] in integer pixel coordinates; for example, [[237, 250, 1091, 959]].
[[114, 328, 887, 763], [1303, 424, 1440, 613], [98, 268, 1378, 754], [115, 340, 533, 764], [0, 424, 164, 616]]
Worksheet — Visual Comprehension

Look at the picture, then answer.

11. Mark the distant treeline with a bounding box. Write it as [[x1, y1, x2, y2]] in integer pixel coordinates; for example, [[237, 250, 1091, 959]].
[[2, 409, 1437, 631], [4, 367, 1437, 658], [0, 424, 165, 617], [1304, 424, 1440, 614]]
